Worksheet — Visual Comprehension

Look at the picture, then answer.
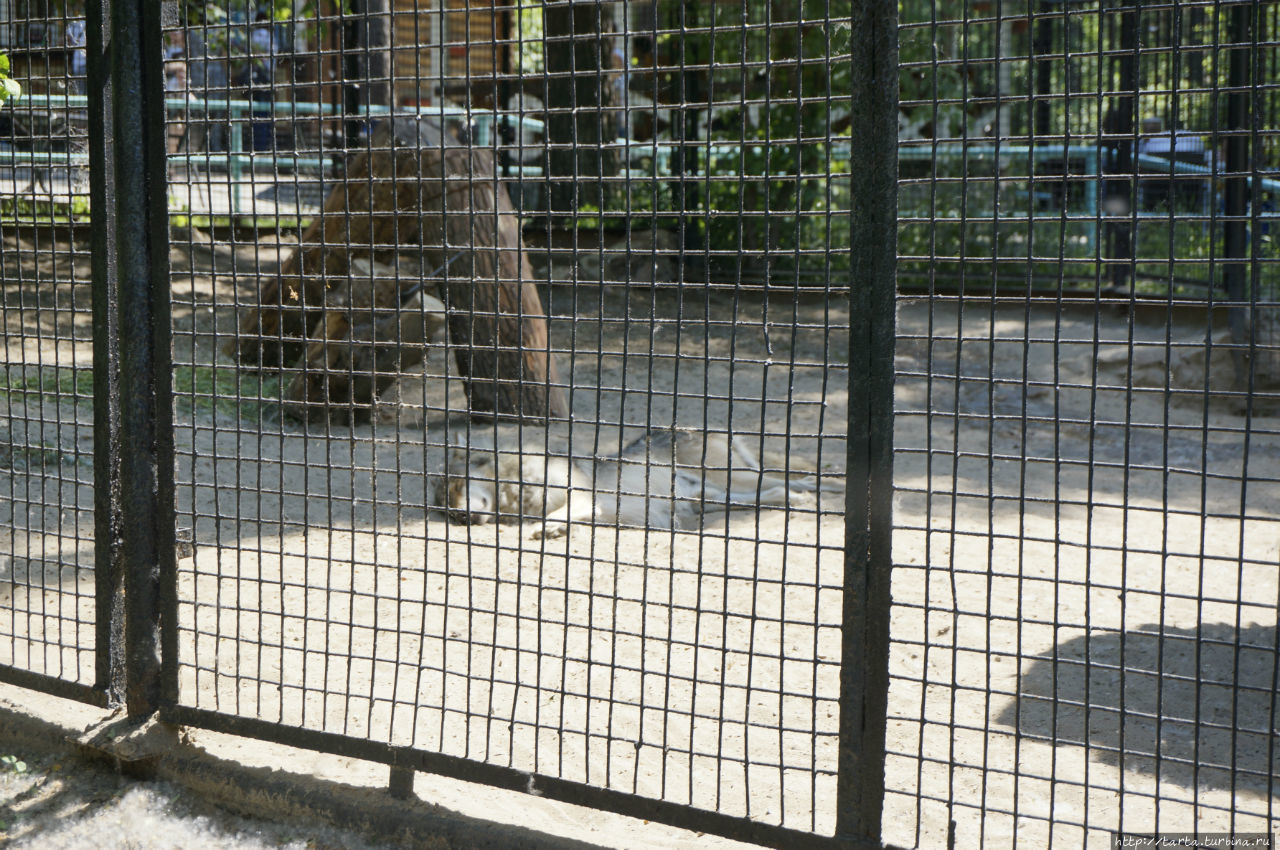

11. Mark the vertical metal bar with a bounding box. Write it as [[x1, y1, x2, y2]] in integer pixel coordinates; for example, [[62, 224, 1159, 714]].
[[156, 2, 179, 710], [361, 0, 394, 111], [838, 0, 896, 840], [388, 765, 415, 800], [343, 2, 360, 145], [1103, 0, 1138, 293], [89, 0, 121, 697], [1033, 0, 1053, 139], [674, 1, 702, 255], [229, 116, 243, 219], [89, 0, 176, 716], [1224, 0, 1252, 383]]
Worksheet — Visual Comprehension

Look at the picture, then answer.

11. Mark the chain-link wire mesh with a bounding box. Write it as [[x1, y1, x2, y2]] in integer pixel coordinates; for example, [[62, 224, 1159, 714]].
[[890, 0, 1280, 846]]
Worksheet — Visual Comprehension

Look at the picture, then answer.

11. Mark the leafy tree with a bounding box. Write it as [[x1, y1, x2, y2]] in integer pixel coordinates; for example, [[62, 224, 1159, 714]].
[[674, 0, 854, 277], [540, 0, 618, 215], [516, 0, 853, 277], [516, 0, 544, 76]]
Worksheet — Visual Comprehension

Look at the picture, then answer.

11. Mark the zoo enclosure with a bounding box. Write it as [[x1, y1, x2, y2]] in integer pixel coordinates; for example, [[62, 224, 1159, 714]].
[[891, 0, 1280, 846], [0, 0, 890, 848], [0, 1, 1276, 850]]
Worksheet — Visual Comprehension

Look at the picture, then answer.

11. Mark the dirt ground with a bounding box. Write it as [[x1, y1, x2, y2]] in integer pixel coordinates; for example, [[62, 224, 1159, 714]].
[[0, 725, 392, 850], [0, 229, 1277, 848]]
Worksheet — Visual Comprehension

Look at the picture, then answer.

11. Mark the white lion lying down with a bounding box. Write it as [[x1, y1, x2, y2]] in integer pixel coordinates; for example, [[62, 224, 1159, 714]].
[[435, 427, 838, 539]]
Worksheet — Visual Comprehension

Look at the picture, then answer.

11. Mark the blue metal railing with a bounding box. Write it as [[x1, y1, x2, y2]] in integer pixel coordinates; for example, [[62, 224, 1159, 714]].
[[0, 94, 555, 217], [2, 94, 1274, 229]]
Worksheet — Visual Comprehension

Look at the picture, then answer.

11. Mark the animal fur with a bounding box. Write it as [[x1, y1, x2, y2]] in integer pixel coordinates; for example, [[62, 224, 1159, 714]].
[[435, 428, 835, 539]]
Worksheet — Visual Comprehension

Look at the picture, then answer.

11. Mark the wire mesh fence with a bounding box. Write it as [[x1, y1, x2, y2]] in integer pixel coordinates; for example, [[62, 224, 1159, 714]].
[[0, 4, 100, 704], [890, 0, 1279, 847], [0, 0, 1276, 847], [158, 0, 868, 846]]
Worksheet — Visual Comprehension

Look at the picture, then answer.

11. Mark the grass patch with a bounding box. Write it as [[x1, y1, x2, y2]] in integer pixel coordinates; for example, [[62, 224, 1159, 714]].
[[0, 440, 81, 471], [0, 364, 283, 422], [0, 365, 94, 402], [171, 365, 283, 422], [0, 194, 91, 227]]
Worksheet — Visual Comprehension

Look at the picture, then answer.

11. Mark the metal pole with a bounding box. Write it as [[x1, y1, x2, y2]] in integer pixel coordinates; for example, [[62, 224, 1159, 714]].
[[1103, 0, 1138, 293], [838, 0, 896, 839], [1224, 0, 1252, 383], [544, 0, 611, 217], [89, 0, 176, 716], [1033, 0, 1053, 139], [89, 0, 122, 698], [674, 1, 702, 255]]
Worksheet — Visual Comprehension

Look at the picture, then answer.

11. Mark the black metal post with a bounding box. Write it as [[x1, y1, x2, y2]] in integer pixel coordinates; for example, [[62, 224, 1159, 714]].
[[1224, 0, 1253, 382], [363, 0, 393, 110], [498, 2, 514, 122], [1103, 0, 1138, 292], [838, 0, 896, 840], [343, 6, 362, 146], [673, 1, 703, 255], [89, 0, 176, 716], [89, 0, 122, 698], [544, 0, 613, 217], [1033, 0, 1053, 139], [344, 0, 392, 145]]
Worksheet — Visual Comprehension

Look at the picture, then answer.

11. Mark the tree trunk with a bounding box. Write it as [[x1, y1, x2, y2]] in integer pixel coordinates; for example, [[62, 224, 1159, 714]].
[[229, 117, 568, 422], [343, 0, 393, 143], [357, 0, 393, 109], [542, 0, 617, 216]]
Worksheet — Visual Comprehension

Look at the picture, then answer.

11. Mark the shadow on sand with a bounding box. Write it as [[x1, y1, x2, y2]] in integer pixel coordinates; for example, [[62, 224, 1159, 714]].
[[995, 622, 1280, 797]]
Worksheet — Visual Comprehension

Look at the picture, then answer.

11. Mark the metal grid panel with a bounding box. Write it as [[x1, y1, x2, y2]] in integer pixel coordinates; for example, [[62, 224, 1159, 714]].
[[890, 0, 1280, 845], [4, 0, 1275, 846], [163, 1, 859, 843], [0, 5, 98, 700]]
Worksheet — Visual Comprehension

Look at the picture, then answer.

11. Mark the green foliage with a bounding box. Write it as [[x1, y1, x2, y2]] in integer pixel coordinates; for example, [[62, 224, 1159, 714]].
[[186, 0, 325, 26], [897, 165, 1280, 297], [517, 1, 851, 277], [183, 0, 338, 77], [895, 0, 1280, 298], [897, 0, 1027, 139], [0, 756, 26, 775], [517, 0, 544, 76], [897, 0, 1277, 140], [626, 1, 855, 278], [0, 53, 21, 103]]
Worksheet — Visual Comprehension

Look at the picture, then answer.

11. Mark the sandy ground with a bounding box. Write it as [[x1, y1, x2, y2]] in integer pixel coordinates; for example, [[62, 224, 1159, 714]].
[[888, 296, 1279, 847], [0, 229, 1277, 848]]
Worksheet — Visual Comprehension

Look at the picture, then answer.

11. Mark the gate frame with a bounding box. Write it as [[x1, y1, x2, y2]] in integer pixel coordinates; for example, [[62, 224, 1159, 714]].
[[839, 0, 899, 842], [88, 0, 176, 715], [1, 0, 903, 846]]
